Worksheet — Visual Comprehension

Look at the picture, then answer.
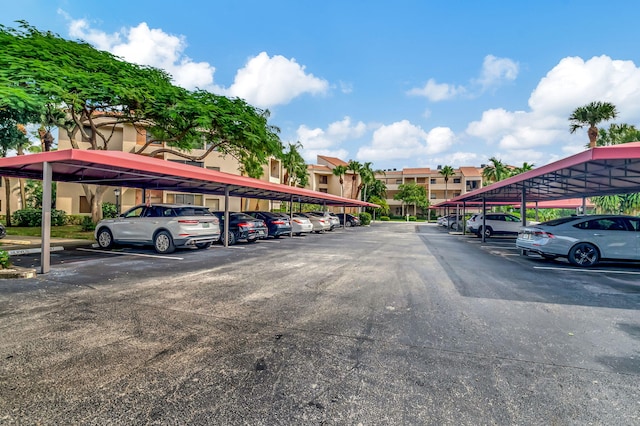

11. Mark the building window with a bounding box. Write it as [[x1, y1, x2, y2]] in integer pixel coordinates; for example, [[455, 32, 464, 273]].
[[174, 194, 196, 205], [79, 196, 91, 213], [319, 188, 328, 193], [430, 194, 436, 199], [453, 178, 461, 184], [430, 178, 436, 184], [395, 179, 402, 184], [320, 175, 328, 184], [169, 159, 204, 168], [270, 159, 280, 179], [145, 129, 163, 145], [206, 166, 221, 171]]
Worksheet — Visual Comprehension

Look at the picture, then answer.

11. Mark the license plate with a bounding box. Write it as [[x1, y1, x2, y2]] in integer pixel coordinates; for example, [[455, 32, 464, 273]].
[[202, 223, 209, 228], [257, 230, 265, 236]]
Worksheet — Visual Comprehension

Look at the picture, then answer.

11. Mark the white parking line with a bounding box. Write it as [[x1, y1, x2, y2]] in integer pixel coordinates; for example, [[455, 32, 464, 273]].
[[481, 245, 518, 249], [534, 266, 640, 275], [77, 248, 184, 260]]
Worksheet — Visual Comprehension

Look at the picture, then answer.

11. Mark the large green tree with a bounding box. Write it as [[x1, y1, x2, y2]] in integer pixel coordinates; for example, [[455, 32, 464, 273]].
[[569, 101, 618, 149], [0, 23, 283, 221], [394, 182, 429, 216]]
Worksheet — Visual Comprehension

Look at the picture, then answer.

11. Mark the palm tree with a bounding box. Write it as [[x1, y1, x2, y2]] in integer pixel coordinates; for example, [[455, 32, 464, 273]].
[[355, 161, 375, 201], [281, 142, 308, 187], [569, 101, 618, 149], [347, 160, 362, 199], [439, 165, 455, 200], [482, 157, 509, 184], [511, 162, 535, 176], [332, 165, 348, 198]]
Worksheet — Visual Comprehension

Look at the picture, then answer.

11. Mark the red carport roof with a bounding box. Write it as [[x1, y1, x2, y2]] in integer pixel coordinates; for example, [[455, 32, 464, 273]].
[[439, 143, 640, 204], [0, 149, 378, 208]]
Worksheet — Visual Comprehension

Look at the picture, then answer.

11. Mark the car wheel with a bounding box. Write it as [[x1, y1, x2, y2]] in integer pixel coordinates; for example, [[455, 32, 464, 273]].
[[96, 227, 114, 249], [295, 232, 302, 236], [345, 221, 352, 227], [154, 230, 175, 254], [0, 225, 6, 239], [483, 226, 493, 238], [221, 231, 236, 246], [195, 242, 211, 249], [568, 243, 599, 267]]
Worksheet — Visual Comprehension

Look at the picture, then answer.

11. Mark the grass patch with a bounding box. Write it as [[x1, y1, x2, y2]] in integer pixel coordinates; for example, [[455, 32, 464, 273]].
[[5, 225, 95, 240]]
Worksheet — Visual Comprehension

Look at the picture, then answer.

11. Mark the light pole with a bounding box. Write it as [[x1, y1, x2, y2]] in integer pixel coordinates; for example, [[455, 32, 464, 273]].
[[114, 188, 121, 215]]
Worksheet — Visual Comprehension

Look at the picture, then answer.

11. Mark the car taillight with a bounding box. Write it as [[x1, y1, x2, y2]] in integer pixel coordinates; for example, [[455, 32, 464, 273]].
[[293, 219, 302, 224], [533, 231, 555, 238], [178, 219, 199, 224], [238, 222, 253, 228], [272, 220, 285, 225]]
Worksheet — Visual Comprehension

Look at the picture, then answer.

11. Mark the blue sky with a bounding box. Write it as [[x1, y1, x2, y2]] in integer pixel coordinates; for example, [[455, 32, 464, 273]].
[[3, 1, 640, 171]]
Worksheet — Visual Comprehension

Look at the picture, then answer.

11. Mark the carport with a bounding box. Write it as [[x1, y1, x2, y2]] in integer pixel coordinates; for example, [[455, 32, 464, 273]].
[[435, 143, 640, 241], [0, 149, 378, 273]]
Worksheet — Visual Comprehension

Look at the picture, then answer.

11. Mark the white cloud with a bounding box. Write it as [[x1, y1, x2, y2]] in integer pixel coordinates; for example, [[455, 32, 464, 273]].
[[63, 14, 328, 106], [407, 78, 466, 101], [296, 117, 367, 162], [465, 55, 640, 166], [356, 120, 455, 162], [475, 55, 519, 90], [67, 19, 217, 91], [225, 52, 329, 108], [427, 152, 480, 169], [408, 55, 518, 101]]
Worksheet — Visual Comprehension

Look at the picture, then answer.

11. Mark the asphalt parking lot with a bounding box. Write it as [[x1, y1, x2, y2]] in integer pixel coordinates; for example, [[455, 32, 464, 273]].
[[1, 223, 639, 424]]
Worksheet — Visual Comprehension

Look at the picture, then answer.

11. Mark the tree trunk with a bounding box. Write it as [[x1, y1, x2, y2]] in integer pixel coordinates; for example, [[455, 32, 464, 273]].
[[82, 184, 108, 223], [4, 177, 12, 227], [588, 126, 598, 148]]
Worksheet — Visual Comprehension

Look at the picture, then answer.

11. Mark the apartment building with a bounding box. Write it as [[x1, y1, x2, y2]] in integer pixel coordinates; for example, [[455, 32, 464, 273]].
[[0, 121, 285, 217], [306, 156, 360, 213], [376, 166, 483, 216]]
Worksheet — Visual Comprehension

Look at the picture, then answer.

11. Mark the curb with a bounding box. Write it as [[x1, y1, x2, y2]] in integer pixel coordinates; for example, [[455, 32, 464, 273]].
[[0, 265, 37, 279]]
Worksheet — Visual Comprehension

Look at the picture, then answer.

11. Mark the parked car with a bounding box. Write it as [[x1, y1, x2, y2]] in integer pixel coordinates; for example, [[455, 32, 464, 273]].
[[307, 211, 339, 230], [279, 213, 313, 235], [445, 214, 473, 231], [211, 212, 268, 245], [0, 222, 5, 239], [466, 212, 535, 238], [95, 204, 220, 254], [244, 211, 292, 238], [338, 213, 361, 227], [294, 212, 330, 233], [517, 214, 640, 267]]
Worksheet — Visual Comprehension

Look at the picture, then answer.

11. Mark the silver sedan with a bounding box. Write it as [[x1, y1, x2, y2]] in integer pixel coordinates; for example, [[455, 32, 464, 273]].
[[516, 214, 640, 267]]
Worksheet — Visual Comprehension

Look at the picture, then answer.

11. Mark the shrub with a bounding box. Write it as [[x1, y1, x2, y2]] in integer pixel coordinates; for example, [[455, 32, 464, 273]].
[[408, 216, 417, 221], [380, 216, 390, 221], [81, 216, 96, 232], [0, 250, 10, 269], [65, 215, 88, 225], [13, 209, 67, 227], [359, 211, 372, 226], [102, 202, 118, 219]]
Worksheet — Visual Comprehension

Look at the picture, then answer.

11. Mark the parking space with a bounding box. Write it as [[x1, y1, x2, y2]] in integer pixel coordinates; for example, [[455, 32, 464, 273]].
[[1, 222, 639, 424], [431, 222, 640, 276]]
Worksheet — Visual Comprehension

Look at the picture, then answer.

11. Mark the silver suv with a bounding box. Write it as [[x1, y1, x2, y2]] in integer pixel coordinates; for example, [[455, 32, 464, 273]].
[[95, 204, 221, 254]]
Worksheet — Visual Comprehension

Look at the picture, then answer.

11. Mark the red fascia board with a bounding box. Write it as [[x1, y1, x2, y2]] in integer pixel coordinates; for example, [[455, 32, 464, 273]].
[[0, 149, 375, 207]]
